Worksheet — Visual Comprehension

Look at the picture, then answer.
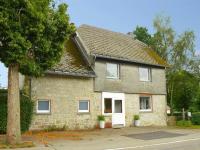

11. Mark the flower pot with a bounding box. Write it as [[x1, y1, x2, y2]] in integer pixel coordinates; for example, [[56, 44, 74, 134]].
[[134, 120, 140, 127], [99, 121, 105, 129]]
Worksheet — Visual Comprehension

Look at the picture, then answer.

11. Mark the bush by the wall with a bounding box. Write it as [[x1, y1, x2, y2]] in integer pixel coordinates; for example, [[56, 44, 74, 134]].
[[0, 90, 34, 134], [176, 120, 192, 127], [191, 112, 200, 125]]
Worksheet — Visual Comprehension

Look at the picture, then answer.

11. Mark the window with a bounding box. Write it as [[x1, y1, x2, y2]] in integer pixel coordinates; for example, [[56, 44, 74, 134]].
[[78, 100, 89, 113], [139, 96, 152, 111], [106, 63, 119, 79], [139, 67, 151, 81], [37, 100, 50, 114], [104, 98, 112, 113]]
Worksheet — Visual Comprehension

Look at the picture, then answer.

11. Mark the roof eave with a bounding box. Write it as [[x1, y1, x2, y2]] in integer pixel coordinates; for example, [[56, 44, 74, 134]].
[[93, 54, 167, 68], [45, 70, 96, 78]]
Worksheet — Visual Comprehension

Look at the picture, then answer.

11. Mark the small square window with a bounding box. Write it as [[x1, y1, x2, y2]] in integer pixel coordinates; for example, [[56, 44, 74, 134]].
[[106, 63, 119, 79], [37, 100, 50, 114], [139, 67, 151, 81], [78, 100, 89, 113], [139, 96, 152, 112]]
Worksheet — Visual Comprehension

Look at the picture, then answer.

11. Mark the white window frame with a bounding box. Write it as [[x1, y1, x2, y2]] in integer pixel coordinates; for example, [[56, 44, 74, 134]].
[[102, 92, 125, 116], [106, 63, 120, 79], [37, 100, 50, 114], [78, 100, 90, 113], [139, 96, 152, 112], [139, 67, 151, 82]]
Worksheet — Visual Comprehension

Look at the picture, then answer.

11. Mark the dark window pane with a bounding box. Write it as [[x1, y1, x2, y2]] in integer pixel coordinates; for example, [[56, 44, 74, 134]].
[[38, 101, 49, 110], [104, 98, 112, 113], [79, 101, 89, 110]]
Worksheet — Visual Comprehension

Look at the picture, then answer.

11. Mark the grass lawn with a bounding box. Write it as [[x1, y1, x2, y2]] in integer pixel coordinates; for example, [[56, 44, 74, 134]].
[[175, 125, 200, 129], [0, 141, 34, 149]]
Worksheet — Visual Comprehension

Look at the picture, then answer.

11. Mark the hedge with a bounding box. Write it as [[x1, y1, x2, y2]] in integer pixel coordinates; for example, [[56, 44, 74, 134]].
[[0, 89, 34, 134], [191, 112, 200, 125], [176, 120, 192, 127]]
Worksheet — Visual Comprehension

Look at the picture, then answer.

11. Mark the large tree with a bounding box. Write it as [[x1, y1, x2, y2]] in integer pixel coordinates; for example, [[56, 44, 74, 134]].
[[0, 0, 75, 144]]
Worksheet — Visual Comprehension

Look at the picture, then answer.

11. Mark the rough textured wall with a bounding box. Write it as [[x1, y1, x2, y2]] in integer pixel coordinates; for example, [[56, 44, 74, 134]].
[[94, 60, 166, 94], [125, 94, 167, 126], [30, 74, 166, 130], [30, 75, 101, 130]]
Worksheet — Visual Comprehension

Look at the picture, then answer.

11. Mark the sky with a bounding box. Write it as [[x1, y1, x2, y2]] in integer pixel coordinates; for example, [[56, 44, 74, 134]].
[[0, 0, 200, 87]]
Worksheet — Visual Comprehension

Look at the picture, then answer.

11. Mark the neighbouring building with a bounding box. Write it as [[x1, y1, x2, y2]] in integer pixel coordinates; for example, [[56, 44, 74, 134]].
[[27, 25, 168, 130]]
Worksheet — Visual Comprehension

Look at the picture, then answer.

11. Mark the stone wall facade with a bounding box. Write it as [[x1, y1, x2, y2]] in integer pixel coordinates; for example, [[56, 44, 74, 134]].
[[30, 75, 167, 130], [30, 75, 102, 130], [94, 60, 166, 95]]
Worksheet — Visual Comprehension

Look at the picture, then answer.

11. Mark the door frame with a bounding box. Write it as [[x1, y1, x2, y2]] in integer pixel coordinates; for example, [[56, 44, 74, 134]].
[[102, 92, 125, 126]]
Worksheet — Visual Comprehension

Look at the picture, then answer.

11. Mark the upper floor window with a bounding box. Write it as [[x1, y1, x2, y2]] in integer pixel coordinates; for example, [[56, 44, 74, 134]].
[[139, 67, 151, 81], [106, 63, 119, 79]]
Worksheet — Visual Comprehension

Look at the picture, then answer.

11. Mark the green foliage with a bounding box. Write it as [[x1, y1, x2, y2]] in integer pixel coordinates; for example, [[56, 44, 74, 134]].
[[0, 0, 75, 76], [170, 71, 199, 111], [133, 26, 155, 46], [0, 90, 34, 133], [132, 14, 199, 112], [98, 115, 105, 121], [176, 120, 192, 127], [191, 112, 200, 125], [133, 115, 140, 120]]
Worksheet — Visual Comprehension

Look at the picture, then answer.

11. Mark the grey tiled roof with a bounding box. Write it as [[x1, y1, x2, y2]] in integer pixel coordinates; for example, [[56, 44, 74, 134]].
[[47, 39, 95, 77], [77, 25, 167, 67]]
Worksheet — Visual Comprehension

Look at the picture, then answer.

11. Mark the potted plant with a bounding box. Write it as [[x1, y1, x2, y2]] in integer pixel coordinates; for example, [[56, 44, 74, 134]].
[[134, 115, 140, 127], [98, 115, 105, 129]]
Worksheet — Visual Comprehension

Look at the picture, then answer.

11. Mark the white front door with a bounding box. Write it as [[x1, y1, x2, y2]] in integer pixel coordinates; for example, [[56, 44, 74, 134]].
[[102, 92, 125, 127]]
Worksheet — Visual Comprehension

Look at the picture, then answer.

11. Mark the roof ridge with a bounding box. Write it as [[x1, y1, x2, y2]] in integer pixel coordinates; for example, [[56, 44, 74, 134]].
[[78, 24, 140, 41], [77, 24, 168, 67]]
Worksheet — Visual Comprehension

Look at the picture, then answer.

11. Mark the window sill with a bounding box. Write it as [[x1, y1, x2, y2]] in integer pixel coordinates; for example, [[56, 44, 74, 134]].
[[103, 113, 112, 116], [139, 80, 151, 82], [106, 77, 120, 80], [139, 109, 152, 113], [36, 112, 51, 115]]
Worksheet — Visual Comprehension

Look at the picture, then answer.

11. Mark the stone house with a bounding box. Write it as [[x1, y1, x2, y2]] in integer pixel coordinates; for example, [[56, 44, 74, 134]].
[[29, 25, 168, 130]]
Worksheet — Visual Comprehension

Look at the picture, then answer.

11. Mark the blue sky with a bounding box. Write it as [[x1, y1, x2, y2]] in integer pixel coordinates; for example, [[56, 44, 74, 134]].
[[0, 0, 200, 87]]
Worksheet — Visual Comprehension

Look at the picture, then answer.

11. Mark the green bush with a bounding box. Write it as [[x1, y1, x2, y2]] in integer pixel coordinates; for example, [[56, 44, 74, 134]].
[[98, 115, 105, 121], [134, 115, 140, 120], [176, 120, 192, 127], [191, 112, 200, 125], [0, 90, 34, 134]]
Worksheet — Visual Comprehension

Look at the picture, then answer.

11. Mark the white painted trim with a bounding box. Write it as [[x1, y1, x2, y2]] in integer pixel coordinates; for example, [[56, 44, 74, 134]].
[[102, 92, 125, 126], [78, 100, 90, 113]]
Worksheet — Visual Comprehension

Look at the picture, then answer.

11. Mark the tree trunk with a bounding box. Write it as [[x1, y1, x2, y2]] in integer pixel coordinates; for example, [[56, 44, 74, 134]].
[[6, 64, 21, 144]]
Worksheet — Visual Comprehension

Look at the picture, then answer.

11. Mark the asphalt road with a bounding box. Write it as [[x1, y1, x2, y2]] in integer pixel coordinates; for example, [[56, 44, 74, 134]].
[[5, 127, 200, 150]]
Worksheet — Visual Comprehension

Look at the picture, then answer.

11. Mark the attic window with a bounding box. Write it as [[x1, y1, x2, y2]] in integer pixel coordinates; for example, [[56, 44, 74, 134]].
[[106, 63, 119, 79], [139, 67, 151, 81]]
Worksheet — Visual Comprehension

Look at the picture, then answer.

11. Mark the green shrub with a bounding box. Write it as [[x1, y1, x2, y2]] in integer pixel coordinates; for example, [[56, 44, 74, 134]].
[[191, 112, 200, 125], [134, 115, 140, 120], [0, 90, 34, 134], [98, 115, 105, 121], [176, 120, 192, 127]]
